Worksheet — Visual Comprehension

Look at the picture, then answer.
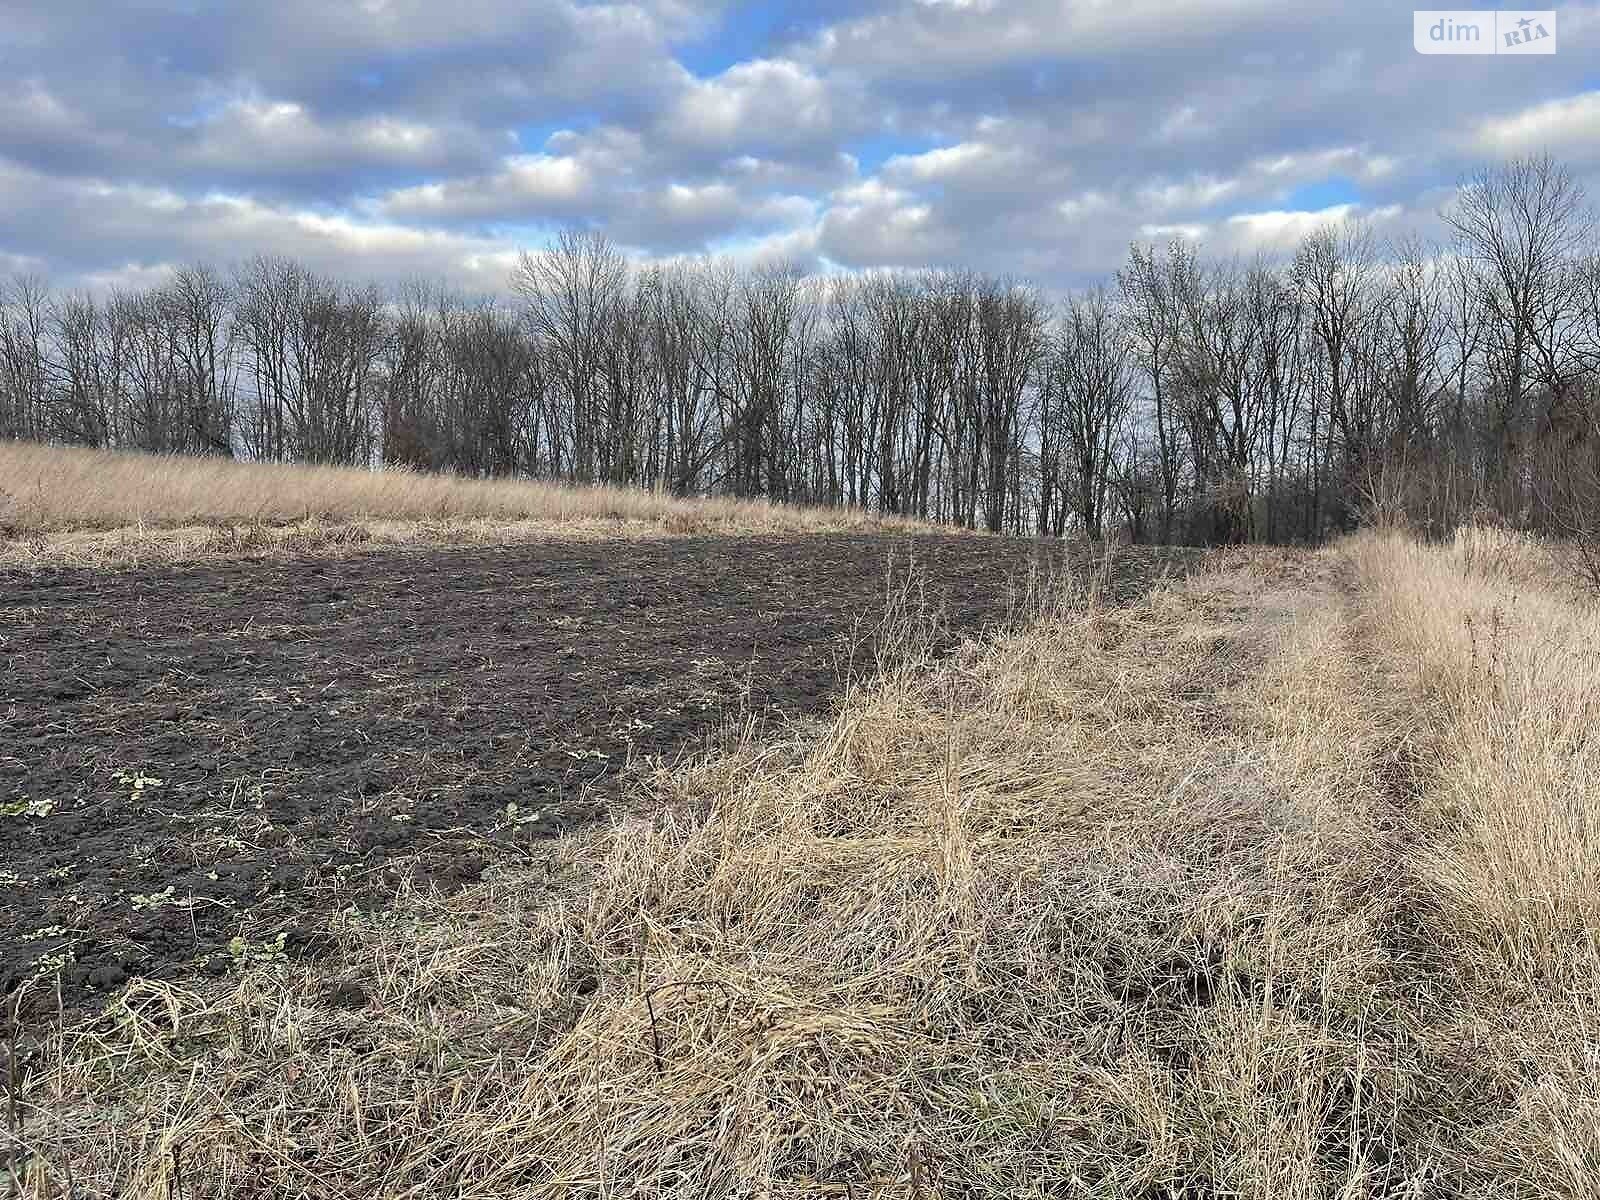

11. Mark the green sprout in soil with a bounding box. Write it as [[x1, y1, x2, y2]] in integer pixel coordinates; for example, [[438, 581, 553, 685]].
[[227, 932, 290, 971], [129, 886, 177, 910], [1, 796, 55, 818], [114, 769, 166, 802]]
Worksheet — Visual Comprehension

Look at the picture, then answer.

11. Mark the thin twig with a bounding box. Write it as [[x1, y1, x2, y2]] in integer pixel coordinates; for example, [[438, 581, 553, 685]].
[[642, 979, 736, 1076]]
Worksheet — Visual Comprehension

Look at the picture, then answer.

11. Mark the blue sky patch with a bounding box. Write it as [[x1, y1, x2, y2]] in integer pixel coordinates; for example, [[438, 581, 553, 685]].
[[675, 3, 807, 76], [846, 133, 941, 175], [516, 122, 585, 152], [1283, 176, 1362, 211]]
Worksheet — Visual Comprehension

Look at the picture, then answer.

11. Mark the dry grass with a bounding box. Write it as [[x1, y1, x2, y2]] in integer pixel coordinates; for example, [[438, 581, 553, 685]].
[[1348, 527, 1600, 975], [1342, 529, 1600, 1194], [10, 531, 1600, 1196], [0, 442, 926, 566]]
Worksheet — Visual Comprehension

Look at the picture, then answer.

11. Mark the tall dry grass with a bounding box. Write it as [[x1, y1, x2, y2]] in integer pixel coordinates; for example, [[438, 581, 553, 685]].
[[1342, 528, 1600, 1192], [12, 532, 1600, 1196], [1347, 527, 1600, 977], [0, 442, 923, 565]]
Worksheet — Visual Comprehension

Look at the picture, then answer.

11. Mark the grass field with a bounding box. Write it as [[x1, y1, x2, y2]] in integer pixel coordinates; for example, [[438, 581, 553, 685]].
[[9, 522, 1600, 1196], [0, 442, 923, 566]]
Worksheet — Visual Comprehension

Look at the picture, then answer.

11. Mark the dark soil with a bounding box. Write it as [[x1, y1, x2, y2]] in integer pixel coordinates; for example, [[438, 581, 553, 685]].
[[0, 533, 1189, 1016]]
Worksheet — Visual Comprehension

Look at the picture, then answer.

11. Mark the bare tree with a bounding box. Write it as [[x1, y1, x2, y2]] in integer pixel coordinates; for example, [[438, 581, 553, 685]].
[[1445, 154, 1594, 494], [725, 263, 809, 499], [233, 256, 381, 465], [1293, 222, 1380, 522], [1044, 288, 1136, 539], [513, 230, 628, 484], [0, 276, 52, 442], [973, 278, 1046, 532], [1117, 241, 1191, 541], [162, 265, 237, 455], [49, 291, 120, 447]]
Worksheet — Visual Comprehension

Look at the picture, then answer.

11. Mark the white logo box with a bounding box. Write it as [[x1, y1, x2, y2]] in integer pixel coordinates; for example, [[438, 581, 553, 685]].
[[1414, 9, 1557, 54]]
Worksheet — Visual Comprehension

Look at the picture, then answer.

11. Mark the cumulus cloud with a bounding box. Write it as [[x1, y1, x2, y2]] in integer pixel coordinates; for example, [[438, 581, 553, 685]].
[[884, 140, 1038, 190], [380, 155, 595, 223], [0, 158, 519, 294], [1474, 92, 1600, 164], [174, 98, 512, 188], [666, 59, 843, 156], [2, 0, 1600, 292], [1137, 176, 1241, 212]]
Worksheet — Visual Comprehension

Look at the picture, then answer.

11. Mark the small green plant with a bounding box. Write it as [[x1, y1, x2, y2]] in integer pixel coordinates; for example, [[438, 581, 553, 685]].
[[116, 769, 166, 801], [130, 885, 177, 910], [228, 932, 290, 971], [1, 796, 54, 818], [30, 945, 76, 981]]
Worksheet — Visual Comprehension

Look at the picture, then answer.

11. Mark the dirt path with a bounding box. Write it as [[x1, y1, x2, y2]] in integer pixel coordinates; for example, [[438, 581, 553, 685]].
[[1, 533, 1189, 1014]]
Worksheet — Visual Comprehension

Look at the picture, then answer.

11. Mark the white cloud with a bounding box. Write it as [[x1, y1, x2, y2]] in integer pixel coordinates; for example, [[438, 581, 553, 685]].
[[818, 180, 953, 266], [1056, 191, 1114, 220], [0, 158, 520, 292], [181, 98, 505, 176], [813, 0, 1297, 78], [0, 248, 46, 275], [1139, 222, 1207, 241], [1221, 201, 1402, 253], [1136, 176, 1239, 211], [1156, 105, 1212, 142], [665, 59, 838, 154], [1474, 92, 1600, 163], [1246, 146, 1396, 184], [1226, 204, 1360, 248], [885, 140, 1031, 186], [4, 0, 1600, 294], [381, 154, 593, 221]]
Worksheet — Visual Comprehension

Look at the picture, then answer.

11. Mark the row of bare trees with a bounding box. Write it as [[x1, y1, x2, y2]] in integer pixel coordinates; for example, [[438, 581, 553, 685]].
[[5, 154, 1600, 544], [1, 268, 236, 458]]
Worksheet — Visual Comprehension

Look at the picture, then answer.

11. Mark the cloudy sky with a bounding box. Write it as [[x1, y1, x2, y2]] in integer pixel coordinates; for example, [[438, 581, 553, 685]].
[[2, 0, 1598, 295]]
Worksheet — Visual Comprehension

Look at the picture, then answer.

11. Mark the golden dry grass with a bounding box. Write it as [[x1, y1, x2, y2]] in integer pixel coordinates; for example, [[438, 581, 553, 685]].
[[1344, 530, 1600, 1183], [0, 442, 927, 566], [10, 530, 1600, 1196]]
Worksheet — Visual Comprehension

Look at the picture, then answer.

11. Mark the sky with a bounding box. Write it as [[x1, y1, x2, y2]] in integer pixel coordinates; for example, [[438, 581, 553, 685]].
[[1, 0, 1598, 296]]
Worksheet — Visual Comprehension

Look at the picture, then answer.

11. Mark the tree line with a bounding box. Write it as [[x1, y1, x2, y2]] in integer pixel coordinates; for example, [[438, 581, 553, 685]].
[[4, 153, 1599, 545]]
